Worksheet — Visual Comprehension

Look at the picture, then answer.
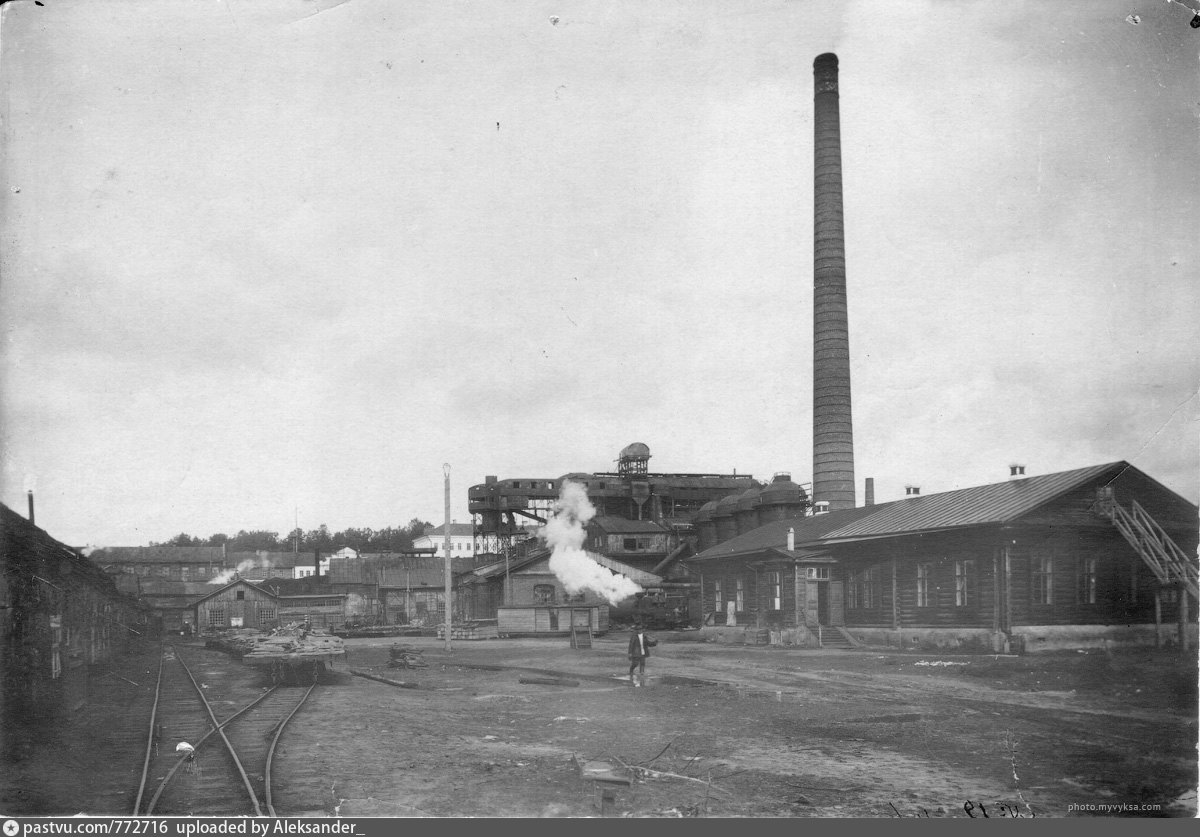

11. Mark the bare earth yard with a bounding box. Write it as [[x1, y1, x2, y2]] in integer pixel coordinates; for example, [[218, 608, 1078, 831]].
[[3, 632, 1197, 818]]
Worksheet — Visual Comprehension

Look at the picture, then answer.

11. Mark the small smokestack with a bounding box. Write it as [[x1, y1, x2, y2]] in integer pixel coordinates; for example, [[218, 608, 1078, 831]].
[[787, 527, 795, 551], [27, 490, 34, 525], [905, 485, 921, 496], [812, 52, 856, 512], [864, 478, 874, 507], [314, 548, 321, 578], [1009, 464, 1026, 480]]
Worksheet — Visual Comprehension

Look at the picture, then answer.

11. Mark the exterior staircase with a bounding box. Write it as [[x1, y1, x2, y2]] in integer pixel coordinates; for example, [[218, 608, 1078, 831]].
[[1096, 489, 1198, 599], [817, 625, 859, 649], [570, 623, 593, 650]]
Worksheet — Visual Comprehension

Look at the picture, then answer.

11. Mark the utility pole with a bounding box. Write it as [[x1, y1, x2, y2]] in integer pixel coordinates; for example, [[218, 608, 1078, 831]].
[[443, 463, 453, 652]]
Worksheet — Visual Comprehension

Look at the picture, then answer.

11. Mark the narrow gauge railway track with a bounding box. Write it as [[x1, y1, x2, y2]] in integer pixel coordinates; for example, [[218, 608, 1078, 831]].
[[134, 644, 319, 817]]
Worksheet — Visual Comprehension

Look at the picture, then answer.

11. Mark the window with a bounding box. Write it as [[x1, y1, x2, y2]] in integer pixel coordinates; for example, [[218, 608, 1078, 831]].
[[1032, 550, 1054, 605], [236, 590, 245, 601], [850, 568, 875, 609], [180, 566, 190, 581], [1076, 557, 1097, 605], [209, 607, 225, 626], [768, 572, 782, 611], [259, 605, 276, 621], [713, 580, 723, 610], [955, 560, 974, 607], [806, 567, 829, 580], [917, 563, 932, 607], [50, 616, 62, 679], [623, 538, 638, 551], [533, 584, 556, 604], [735, 578, 745, 612]]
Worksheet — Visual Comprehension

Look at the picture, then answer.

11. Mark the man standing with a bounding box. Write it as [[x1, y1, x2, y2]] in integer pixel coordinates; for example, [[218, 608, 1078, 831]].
[[627, 623, 656, 687]]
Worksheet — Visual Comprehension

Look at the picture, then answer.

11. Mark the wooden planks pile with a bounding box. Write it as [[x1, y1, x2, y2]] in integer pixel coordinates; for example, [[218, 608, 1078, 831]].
[[240, 623, 345, 666]]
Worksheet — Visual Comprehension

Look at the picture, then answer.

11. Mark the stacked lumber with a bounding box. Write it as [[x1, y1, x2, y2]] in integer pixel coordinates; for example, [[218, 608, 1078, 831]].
[[240, 623, 346, 664], [436, 622, 500, 640]]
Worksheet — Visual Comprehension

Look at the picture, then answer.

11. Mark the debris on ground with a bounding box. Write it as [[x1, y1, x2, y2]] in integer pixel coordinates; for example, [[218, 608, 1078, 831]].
[[389, 644, 428, 669]]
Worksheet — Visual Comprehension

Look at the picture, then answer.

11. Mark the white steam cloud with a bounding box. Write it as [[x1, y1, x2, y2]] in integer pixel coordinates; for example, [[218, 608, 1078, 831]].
[[209, 557, 266, 585], [541, 480, 641, 606]]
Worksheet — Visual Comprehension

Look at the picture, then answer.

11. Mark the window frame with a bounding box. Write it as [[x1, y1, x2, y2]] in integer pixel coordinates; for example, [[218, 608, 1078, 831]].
[[916, 562, 933, 608], [954, 559, 975, 607], [1031, 550, 1054, 606]]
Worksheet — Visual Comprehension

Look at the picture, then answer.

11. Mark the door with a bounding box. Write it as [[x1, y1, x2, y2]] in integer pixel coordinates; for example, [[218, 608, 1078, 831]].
[[816, 582, 829, 626], [828, 581, 845, 627], [549, 609, 559, 631], [801, 579, 820, 627], [725, 599, 737, 627]]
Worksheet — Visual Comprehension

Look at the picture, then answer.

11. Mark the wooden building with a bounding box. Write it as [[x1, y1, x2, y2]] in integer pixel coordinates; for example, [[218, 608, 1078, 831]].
[[689, 462, 1198, 652], [91, 545, 229, 582], [1, 504, 149, 723], [193, 579, 280, 632]]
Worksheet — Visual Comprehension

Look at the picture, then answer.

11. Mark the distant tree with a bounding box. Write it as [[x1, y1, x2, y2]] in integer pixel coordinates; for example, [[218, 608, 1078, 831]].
[[163, 533, 202, 546], [336, 527, 376, 553], [207, 533, 229, 547], [227, 529, 282, 552], [404, 517, 434, 543]]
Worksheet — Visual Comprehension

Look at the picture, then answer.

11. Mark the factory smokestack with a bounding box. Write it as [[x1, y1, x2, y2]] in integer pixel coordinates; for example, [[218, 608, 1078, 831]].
[[812, 53, 856, 511]]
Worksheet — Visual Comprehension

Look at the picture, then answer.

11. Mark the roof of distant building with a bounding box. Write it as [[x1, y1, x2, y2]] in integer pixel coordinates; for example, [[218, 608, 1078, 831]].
[[92, 546, 226, 564], [418, 523, 475, 538]]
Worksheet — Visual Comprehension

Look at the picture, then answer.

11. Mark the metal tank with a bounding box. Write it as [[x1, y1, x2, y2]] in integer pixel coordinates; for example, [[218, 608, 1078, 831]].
[[758, 472, 809, 523]]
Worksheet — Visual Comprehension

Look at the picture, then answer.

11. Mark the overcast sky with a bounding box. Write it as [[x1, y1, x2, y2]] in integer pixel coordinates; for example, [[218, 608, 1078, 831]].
[[2, 0, 1197, 547]]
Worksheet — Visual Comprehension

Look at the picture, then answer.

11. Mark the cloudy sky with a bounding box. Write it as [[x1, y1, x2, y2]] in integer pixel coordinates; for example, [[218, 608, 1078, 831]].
[[1, 0, 1197, 547]]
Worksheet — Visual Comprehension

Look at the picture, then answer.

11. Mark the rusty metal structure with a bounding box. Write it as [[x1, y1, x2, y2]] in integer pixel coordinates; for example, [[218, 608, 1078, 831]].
[[468, 443, 759, 556], [812, 53, 856, 511]]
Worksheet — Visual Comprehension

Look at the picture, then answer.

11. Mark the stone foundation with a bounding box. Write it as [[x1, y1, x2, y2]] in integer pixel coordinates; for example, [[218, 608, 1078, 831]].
[[845, 624, 1198, 654]]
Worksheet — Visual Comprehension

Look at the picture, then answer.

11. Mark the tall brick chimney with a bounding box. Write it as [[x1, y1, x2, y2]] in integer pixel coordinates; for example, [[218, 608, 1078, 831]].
[[812, 53, 856, 511]]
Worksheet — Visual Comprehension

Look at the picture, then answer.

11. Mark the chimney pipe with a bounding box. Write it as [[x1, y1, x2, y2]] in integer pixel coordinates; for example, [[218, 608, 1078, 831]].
[[864, 478, 874, 507], [812, 52, 856, 512], [27, 490, 34, 525], [787, 527, 795, 551]]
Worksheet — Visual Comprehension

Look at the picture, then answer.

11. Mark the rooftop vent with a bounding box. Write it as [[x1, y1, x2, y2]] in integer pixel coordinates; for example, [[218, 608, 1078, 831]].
[[1009, 464, 1026, 479], [905, 485, 920, 496], [813, 501, 831, 515]]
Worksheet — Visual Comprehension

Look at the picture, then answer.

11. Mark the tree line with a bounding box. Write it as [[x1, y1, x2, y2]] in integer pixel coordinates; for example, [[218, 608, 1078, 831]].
[[154, 518, 436, 554]]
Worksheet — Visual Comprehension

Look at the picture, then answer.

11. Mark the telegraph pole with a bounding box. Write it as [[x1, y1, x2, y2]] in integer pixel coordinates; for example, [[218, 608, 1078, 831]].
[[443, 463, 453, 652]]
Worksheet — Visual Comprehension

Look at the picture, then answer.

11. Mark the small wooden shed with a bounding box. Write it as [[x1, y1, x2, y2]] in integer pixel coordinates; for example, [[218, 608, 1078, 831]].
[[193, 579, 279, 633]]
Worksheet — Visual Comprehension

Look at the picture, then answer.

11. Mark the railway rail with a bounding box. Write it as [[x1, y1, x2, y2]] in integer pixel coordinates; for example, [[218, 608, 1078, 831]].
[[132, 644, 320, 817]]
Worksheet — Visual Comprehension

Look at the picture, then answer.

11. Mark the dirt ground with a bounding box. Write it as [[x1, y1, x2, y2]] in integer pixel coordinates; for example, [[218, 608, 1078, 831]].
[[3, 631, 1198, 818]]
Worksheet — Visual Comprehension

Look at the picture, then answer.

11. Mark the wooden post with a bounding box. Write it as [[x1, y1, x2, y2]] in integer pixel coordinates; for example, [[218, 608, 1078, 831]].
[[1179, 586, 1190, 652], [1154, 590, 1163, 648], [891, 557, 899, 631], [443, 464, 452, 653]]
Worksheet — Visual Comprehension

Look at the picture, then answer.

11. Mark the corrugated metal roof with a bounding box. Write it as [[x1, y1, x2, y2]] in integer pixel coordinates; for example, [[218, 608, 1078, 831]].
[[693, 462, 1139, 557], [691, 505, 879, 560], [822, 462, 1126, 540]]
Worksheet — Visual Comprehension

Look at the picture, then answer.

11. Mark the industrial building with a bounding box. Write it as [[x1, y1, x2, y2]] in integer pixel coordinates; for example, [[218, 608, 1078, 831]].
[[464, 52, 1197, 651]]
